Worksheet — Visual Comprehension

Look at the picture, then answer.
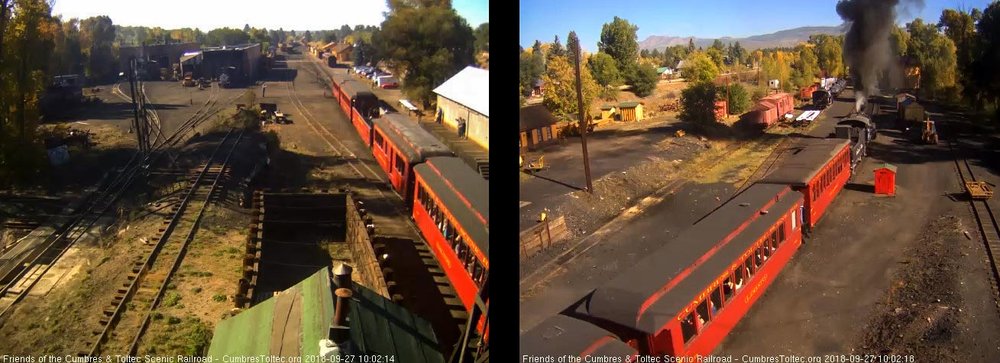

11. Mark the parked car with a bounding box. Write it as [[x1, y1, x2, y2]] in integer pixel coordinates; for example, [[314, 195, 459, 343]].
[[377, 76, 399, 89]]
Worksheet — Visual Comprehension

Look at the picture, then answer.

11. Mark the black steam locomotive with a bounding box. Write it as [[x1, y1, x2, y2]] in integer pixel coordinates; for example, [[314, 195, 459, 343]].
[[835, 102, 877, 174]]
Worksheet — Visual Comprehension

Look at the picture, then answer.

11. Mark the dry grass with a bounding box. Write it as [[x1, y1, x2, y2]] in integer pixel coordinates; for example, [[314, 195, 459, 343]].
[[0, 209, 169, 354]]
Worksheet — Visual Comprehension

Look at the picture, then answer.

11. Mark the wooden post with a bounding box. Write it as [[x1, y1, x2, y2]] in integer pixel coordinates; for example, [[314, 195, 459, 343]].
[[544, 219, 552, 249]]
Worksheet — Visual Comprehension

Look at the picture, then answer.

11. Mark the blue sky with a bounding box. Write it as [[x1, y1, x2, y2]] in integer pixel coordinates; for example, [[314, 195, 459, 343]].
[[52, 0, 488, 31], [521, 0, 993, 52]]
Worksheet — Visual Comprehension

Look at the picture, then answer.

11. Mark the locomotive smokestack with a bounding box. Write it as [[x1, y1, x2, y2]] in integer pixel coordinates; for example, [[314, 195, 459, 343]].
[[837, 0, 924, 104]]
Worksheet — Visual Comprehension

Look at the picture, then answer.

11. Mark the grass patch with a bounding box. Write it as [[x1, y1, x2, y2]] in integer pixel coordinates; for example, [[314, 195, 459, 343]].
[[212, 294, 227, 302], [163, 292, 182, 307]]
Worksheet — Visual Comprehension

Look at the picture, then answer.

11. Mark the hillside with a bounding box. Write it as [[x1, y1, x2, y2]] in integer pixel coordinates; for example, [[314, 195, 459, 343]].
[[639, 25, 845, 51]]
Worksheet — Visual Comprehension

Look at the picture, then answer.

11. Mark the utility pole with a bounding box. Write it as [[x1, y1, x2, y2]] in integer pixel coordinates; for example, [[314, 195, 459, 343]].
[[571, 35, 593, 193]]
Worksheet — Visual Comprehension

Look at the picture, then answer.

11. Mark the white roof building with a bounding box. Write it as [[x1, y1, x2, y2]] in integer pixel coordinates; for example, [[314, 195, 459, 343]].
[[433, 66, 490, 150]]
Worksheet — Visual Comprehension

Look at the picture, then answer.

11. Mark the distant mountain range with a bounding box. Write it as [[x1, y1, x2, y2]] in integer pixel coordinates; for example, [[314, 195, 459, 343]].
[[638, 26, 846, 51]]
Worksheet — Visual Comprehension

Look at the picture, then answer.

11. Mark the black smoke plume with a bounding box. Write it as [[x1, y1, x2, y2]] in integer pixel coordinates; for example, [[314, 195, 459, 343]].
[[837, 0, 924, 110]]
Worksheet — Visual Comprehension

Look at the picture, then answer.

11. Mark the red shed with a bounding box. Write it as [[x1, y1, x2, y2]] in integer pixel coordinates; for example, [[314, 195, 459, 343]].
[[874, 163, 897, 196], [714, 100, 728, 121]]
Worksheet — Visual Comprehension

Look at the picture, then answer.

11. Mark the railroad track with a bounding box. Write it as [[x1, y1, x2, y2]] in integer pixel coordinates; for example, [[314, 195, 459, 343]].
[[734, 136, 791, 195], [948, 136, 1000, 301], [284, 72, 388, 187], [84, 127, 245, 356], [0, 83, 243, 320]]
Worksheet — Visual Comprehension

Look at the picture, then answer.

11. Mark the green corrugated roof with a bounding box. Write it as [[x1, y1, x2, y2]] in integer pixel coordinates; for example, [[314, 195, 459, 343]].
[[207, 267, 445, 362], [657, 67, 669, 74], [619, 101, 642, 108]]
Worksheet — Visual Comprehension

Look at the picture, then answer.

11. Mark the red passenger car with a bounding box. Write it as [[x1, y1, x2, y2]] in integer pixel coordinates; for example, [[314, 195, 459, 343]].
[[371, 113, 452, 200], [330, 77, 380, 145], [412, 156, 488, 313], [568, 184, 804, 358], [758, 138, 851, 232], [520, 315, 638, 360]]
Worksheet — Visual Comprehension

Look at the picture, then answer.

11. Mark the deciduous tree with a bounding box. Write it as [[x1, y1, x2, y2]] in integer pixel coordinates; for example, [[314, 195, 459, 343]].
[[542, 54, 598, 120], [588, 52, 621, 87], [681, 52, 719, 83], [374, 0, 474, 108]]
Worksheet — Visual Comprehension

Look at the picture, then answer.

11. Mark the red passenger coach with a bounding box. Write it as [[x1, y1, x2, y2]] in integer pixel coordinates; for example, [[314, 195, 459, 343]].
[[521, 315, 638, 361], [758, 139, 851, 232], [568, 184, 804, 358], [371, 113, 453, 199], [330, 78, 380, 145], [412, 156, 489, 313]]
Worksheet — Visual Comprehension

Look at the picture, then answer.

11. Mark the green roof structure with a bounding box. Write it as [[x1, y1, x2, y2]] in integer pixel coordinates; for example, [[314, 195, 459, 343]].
[[208, 267, 445, 362]]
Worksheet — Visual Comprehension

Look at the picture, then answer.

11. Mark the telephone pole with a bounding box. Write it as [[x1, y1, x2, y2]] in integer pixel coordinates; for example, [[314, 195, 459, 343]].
[[570, 32, 593, 193]]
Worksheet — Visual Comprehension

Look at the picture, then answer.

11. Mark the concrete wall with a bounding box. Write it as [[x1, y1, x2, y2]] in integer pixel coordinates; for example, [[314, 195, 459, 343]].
[[436, 96, 490, 150]]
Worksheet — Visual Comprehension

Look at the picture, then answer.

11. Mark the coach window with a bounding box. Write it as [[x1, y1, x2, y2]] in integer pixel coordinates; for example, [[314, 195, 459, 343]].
[[711, 286, 724, 314], [744, 257, 754, 278], [754, 246, 763, 266], [697, 300, 711, 327], [394, 153, 405, 175], [723, 274, 735, 300], [681, 313, 697, 344], [732, 267, 744, 291], [455, 241, 467, 259], [465, 249, 477, 273], [374, 132, 384, 150], [778, 224, 786, 244], [472, 261, 485, 286], [762, 241, 771, 258]]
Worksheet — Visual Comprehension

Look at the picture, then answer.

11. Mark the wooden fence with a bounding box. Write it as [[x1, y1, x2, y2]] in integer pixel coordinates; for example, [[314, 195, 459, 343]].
[[519, 216, 569, 258]]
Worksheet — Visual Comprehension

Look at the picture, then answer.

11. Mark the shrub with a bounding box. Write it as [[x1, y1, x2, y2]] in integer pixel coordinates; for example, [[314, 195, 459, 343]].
[[679, 82, 720, 124], [726, 83, 751, 115], [163, 292, 181, 307], [212, 294, 227, 302]]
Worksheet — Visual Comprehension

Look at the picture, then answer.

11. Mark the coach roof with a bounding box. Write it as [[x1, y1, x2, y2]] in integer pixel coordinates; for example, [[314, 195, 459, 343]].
[[758, 138, 850, 186], [520, 315, 637, 357], [577, 183, 796, 332], [373, 113, 453, 163], [414, 157, 488, 259]]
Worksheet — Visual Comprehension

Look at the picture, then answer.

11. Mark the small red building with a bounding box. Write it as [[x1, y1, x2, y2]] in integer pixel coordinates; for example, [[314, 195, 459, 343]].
[[714, 100, 728, 121], [874, 163, 897, 196]]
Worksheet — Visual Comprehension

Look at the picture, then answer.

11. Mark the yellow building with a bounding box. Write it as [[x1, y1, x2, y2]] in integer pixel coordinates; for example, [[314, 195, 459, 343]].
[[433, 66, 490, 150], [618, 101, 644, 122]]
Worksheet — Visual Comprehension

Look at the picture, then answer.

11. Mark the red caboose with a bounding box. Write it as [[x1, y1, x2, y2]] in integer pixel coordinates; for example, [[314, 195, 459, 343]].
[[758, 139, 851, 232], [570, 184, 804, 358], [371, 113, 452, 201]]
